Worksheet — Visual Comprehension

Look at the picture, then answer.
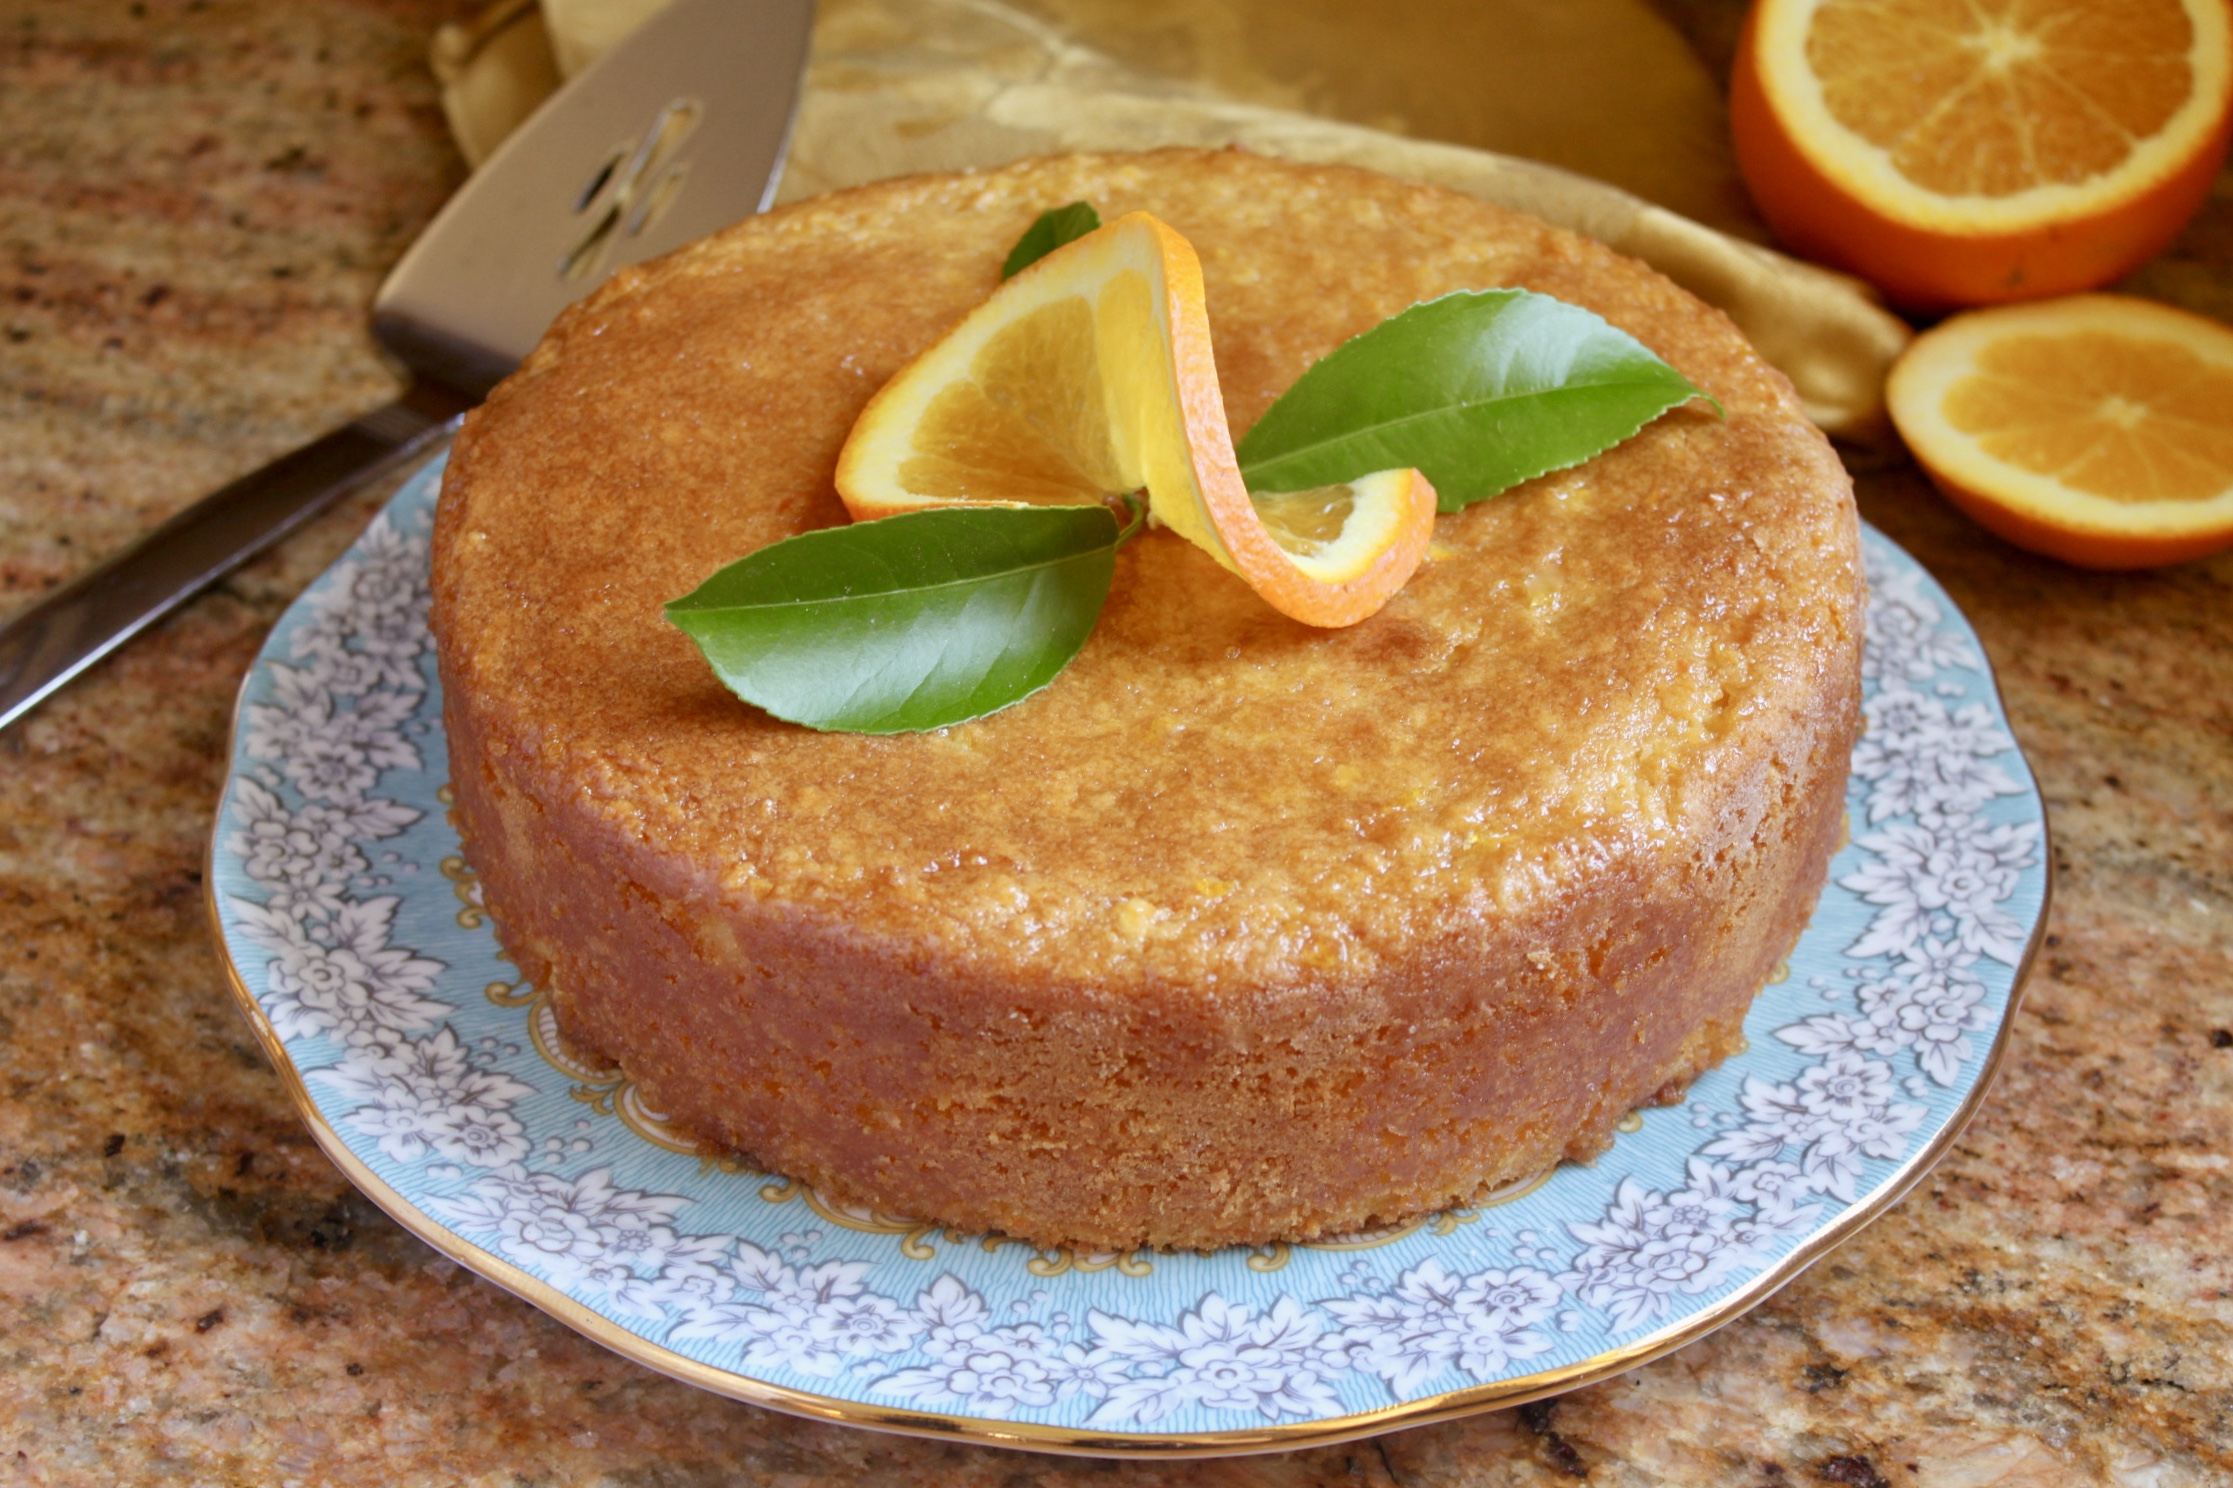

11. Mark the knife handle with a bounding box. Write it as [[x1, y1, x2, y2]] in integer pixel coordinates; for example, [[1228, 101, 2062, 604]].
[[0, 381, 473, 733]]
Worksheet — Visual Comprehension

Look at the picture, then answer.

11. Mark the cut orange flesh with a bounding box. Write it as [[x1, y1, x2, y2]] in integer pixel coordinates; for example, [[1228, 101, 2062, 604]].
[[835, 211, 1436, 627], [1733, 0, 2233, 311], [1888, 293, 2233, 567]]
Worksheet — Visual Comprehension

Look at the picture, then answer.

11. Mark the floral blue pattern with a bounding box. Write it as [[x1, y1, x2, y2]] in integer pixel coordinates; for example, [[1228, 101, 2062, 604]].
[[211, 457, 2047, 1443]]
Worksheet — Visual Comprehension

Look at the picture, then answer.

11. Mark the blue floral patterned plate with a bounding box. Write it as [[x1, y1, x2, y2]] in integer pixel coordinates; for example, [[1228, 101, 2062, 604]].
[[209, 456, 2047, 1456]]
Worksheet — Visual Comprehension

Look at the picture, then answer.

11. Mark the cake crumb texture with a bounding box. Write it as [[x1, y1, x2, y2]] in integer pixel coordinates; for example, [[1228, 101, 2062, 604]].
[[432, 149, 1863, 1250]]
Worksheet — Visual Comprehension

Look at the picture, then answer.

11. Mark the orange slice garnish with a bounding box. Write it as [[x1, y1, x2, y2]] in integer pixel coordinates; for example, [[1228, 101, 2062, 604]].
[[1888, 293, 2233, 567], [1733, 0, 2233, 311], [835, 211, 1436, 627]]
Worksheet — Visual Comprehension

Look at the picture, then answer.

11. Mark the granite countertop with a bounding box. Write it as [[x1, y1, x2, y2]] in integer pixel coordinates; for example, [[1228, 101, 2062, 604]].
[[2, 2, 2228, 1482]]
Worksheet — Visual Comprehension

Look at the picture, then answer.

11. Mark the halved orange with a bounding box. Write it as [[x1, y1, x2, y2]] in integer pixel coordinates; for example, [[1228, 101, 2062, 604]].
[[1733, 0, 2233, 312], [1888, 293, 2233, 567], [835, 211, 1437, 627]]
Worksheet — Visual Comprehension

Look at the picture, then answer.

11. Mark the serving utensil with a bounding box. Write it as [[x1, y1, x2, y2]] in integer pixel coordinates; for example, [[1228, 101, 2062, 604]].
[[0, 0, 813, 732]]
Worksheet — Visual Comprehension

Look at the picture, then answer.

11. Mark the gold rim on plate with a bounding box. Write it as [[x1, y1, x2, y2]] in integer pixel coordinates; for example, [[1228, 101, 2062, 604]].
[[204, 770, 2047, 1458], [203, 483, 2051, 1458]]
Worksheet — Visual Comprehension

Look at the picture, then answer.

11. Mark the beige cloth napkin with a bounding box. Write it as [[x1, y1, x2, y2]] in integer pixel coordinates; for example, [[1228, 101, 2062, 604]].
[[432, 0, 1911, 440]]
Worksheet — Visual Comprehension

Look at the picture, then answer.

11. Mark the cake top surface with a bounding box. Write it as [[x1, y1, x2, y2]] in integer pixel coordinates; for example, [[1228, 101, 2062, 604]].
[[433, 148, 1860, 987]]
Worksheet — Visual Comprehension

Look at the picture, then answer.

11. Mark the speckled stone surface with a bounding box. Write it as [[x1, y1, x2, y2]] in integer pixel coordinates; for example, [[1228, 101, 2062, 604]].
[[0, 1, 2227, 1483]]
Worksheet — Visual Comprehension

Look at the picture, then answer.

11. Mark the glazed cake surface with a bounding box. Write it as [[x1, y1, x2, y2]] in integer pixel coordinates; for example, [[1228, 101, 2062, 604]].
[[431, 149, 1864, 1250]]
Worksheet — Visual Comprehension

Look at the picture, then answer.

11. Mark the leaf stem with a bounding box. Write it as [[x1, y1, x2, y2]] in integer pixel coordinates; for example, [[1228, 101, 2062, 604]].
[[1113, 491, 1148, 549]]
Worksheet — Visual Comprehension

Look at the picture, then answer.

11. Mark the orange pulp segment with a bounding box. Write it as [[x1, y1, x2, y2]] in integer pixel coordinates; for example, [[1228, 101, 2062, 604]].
[[1733, 0, 2233, 310], [1887, 293, 2233, 566], [835, 211, 1436, 627]]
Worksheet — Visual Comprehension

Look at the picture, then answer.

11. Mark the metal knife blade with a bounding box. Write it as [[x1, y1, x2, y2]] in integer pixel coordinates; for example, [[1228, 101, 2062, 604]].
[[0, 0, 813, 732]]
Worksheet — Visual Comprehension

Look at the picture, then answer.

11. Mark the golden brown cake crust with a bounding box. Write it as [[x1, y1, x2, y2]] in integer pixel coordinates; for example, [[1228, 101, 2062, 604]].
[[431, 149, 1863, 1250]]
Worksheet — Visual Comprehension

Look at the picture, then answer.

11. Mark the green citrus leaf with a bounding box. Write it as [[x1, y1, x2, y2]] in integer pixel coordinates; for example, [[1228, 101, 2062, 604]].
[[1234, 289, 1717, 513], [1001, 201, 1101, 280], [666, 505, 1118, 733]]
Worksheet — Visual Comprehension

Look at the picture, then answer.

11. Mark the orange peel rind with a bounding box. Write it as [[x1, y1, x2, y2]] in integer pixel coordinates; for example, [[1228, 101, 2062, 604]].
[[1888, 293, 2233, 568], [1733, 0, 2233, 311], [835, 211, 1435, 627]]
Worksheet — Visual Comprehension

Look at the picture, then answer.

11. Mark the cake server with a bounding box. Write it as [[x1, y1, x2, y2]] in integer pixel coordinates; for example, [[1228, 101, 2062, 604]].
[[0, 0, 813, 733]]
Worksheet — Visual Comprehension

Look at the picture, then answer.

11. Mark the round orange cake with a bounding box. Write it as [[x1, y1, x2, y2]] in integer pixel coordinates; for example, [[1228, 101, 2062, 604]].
[[431, 149, 1863, 1252]]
